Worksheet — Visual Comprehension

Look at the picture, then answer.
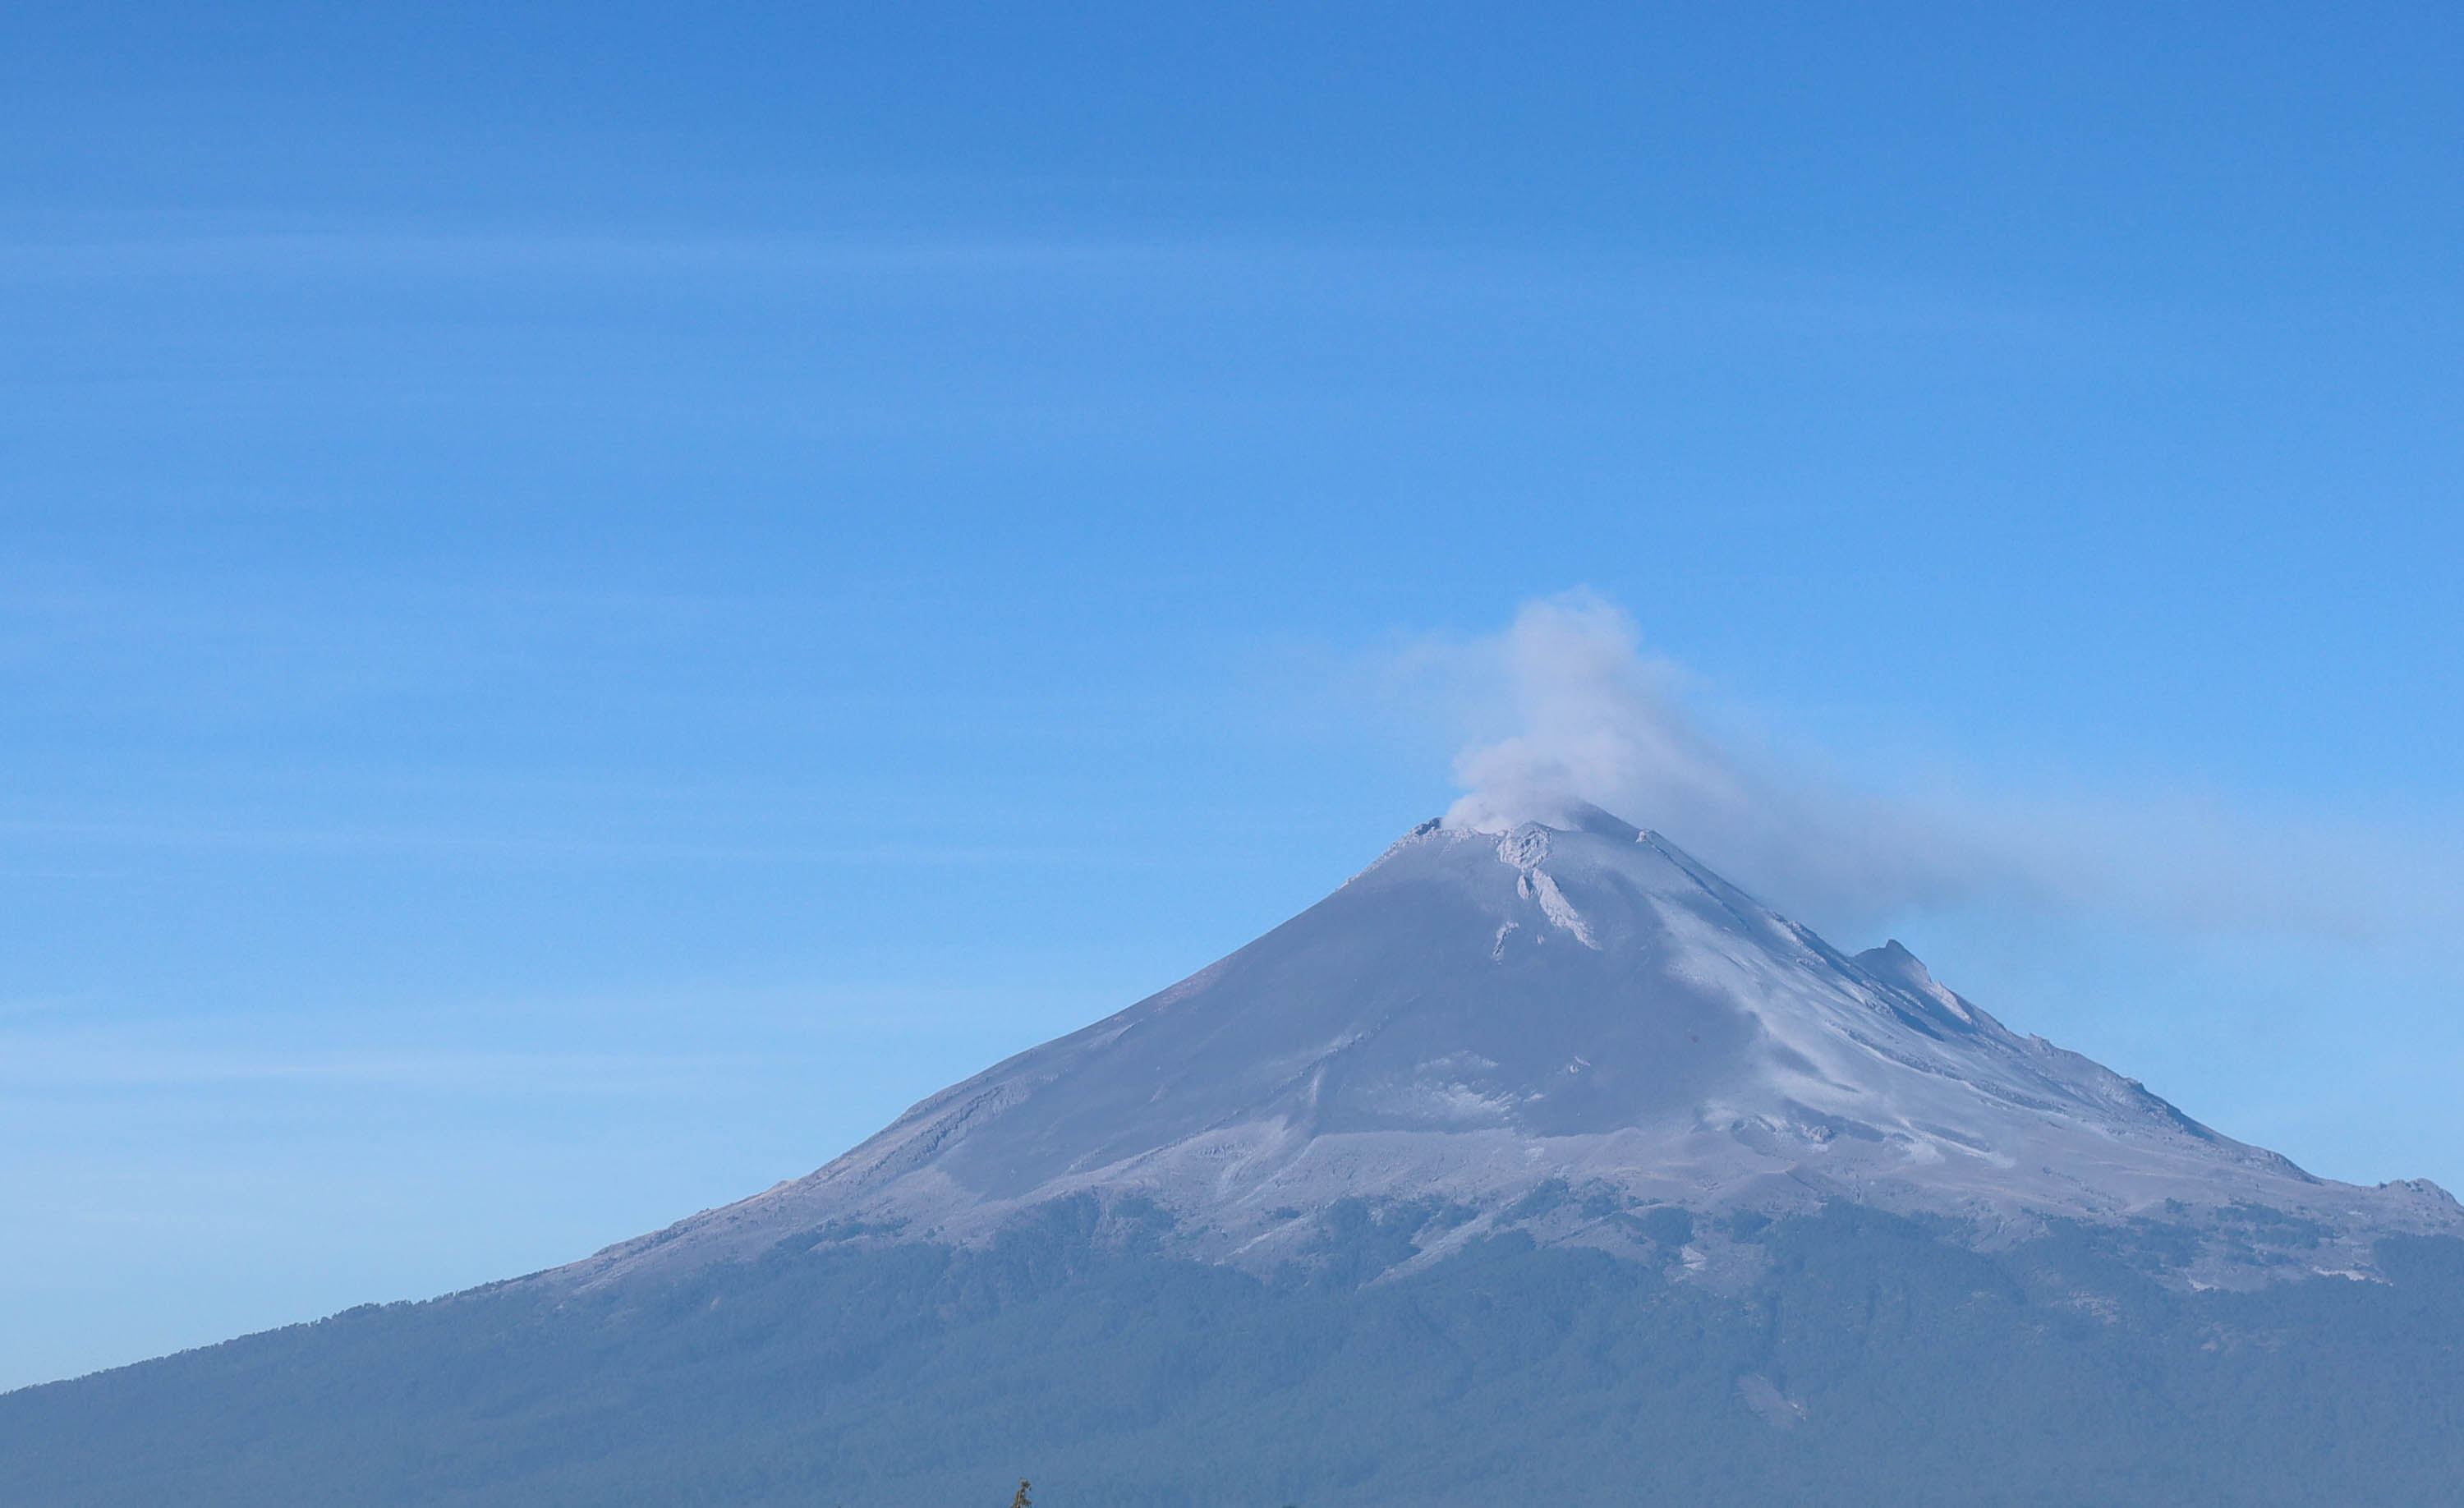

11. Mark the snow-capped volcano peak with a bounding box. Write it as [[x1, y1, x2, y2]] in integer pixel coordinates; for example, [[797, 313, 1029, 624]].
[[1441, 790, 1645, 839], [567, 807, 2458, 1287]]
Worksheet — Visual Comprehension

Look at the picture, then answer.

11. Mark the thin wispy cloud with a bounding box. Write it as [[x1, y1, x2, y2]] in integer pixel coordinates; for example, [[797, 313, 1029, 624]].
[[0, 1041, 762, 1097]]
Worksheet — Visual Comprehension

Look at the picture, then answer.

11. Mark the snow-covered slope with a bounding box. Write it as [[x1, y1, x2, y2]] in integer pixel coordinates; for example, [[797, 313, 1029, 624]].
[[564, 806, 2457, 1289]]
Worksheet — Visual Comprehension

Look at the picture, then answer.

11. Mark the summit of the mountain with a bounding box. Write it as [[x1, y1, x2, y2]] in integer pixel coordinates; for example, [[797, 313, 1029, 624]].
[[562, 808, 2460, 1291]]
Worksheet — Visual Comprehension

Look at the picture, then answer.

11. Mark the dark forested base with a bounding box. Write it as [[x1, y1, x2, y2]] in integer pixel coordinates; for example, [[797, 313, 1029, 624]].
[[8, 1202, 2464, 1508]]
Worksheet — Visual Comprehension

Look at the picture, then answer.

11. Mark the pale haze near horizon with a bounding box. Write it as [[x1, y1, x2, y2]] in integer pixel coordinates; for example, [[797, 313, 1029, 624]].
[[4, 3, 2462, 1390]]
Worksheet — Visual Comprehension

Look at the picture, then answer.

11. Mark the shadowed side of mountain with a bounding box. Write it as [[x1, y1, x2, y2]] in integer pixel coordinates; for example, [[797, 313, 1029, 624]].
[[7, 1204, 2464, 1508]]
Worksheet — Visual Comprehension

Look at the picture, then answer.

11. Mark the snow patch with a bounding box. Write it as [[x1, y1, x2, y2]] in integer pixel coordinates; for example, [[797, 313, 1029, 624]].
[[1528, 868, 1599, 949]]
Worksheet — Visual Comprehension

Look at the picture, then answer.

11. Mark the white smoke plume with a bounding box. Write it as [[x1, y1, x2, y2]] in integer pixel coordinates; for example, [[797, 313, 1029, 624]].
[[1432, 591, 2004, 926], [1441, 595, 1740, 834], [1413, 591, 2457, 941]]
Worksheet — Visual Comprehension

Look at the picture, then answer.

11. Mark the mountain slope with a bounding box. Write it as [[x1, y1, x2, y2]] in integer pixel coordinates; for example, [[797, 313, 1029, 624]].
[[570, 806, 2454, 1291], [7, 805, 2462, 1508], [8, 1204, 2464, 1508]]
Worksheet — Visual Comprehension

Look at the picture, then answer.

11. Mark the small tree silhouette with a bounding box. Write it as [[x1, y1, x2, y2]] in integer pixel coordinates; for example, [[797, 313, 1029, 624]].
[[1010, 1481, 1032, 1508]]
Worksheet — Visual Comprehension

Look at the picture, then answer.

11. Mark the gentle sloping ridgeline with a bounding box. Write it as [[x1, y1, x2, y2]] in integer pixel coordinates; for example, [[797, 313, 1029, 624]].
[[5, 1201, 2463, 1508]]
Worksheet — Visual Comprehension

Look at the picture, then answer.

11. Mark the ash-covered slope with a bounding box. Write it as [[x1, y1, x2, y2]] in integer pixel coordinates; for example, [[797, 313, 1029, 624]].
[[570, 806, 2456, 1289]]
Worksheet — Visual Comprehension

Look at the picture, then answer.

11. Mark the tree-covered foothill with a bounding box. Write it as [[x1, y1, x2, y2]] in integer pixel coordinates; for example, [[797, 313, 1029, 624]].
[[3, 1199, 2461, 1507]]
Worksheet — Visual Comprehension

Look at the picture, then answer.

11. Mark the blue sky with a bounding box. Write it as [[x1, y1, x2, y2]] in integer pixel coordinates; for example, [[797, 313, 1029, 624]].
[[6, 2, 2462, 1389]]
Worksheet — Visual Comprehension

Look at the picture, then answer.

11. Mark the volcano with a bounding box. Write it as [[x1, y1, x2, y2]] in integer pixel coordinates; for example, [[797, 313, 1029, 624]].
[[7, 807, 2462, 1508], [568, 805, 2454, 1291]]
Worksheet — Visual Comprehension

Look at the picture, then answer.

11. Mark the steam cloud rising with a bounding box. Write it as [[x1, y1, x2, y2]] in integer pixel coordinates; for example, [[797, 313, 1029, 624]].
[[1435, 592, 2001, 926], [1417, 591, 2449, 941]]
